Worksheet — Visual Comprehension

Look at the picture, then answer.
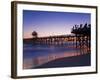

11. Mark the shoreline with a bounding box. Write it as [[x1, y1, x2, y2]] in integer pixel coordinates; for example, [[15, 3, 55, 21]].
[[23, 51, 90, 69], [34, 53, 91, 69]]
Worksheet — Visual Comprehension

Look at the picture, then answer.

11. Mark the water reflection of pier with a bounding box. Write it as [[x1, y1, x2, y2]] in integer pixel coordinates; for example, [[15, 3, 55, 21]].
[[23, 51, 89, 69]]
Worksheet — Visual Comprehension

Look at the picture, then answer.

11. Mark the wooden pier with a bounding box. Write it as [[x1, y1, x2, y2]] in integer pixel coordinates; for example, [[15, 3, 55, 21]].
[[24, 34, 90, 51], [32, 35, 76, 45]]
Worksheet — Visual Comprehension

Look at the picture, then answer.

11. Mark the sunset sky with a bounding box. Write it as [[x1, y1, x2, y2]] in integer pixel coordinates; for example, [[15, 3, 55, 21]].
[[23, 10, 91, 38]]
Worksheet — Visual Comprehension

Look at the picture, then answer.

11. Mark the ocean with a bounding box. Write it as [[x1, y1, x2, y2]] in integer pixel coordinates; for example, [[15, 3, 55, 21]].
[[23, 42, 89, 69]]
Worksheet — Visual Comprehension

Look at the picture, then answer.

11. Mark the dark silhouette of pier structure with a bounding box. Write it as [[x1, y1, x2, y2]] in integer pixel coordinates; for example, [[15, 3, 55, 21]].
[[71, 23, 91, 53], [31, 23, 90, 48], [24, 23, 91, 53], [32, 35, 76, 46]]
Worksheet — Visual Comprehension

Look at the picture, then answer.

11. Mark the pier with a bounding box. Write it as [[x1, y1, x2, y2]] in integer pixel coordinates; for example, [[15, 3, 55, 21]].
[[32, 35, 76, 45]]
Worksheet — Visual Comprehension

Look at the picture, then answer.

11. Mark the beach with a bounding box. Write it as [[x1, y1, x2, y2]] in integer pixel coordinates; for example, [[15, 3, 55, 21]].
[[23, 42, 91, 69], [34, 53, 90, 69]]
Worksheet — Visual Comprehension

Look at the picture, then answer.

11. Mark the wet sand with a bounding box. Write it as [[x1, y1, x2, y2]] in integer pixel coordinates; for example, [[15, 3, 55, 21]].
[[34, 53, 91, 69]]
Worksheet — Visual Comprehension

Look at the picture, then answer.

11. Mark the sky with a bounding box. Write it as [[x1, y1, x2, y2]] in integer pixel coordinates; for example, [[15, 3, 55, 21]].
[[23, 10, 91, 39]]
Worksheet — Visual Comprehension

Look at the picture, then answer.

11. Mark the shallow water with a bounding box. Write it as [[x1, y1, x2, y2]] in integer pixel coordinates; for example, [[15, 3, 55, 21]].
[[23, 42, 80, 59], [23, 42, 87, 69]]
